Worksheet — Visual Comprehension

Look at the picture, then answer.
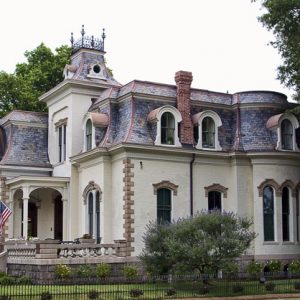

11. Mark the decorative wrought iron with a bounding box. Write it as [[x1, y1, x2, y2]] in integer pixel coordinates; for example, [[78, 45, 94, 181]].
[[70, 25, 106, 54]]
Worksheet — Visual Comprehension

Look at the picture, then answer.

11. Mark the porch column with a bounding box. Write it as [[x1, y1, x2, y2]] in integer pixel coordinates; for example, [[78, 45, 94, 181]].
[[22, 197, 29, 240], [62, 198, 68, 240]]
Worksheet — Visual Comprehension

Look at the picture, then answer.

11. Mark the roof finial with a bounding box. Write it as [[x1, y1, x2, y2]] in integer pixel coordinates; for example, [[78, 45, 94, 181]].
[[81, 25, 85, 46], [70, 32, 74, 47], [102, 28, 106, 50]]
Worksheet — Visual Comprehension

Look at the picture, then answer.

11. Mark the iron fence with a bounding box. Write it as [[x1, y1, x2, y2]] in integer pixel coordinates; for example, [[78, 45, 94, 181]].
[[0, 272, 300, 299]]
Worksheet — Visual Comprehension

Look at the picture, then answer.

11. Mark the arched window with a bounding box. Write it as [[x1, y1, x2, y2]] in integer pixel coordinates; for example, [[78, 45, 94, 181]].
[[282, 187, 290, 241], [88, 193, 93, 236], [281, 119, 293, 150], [208, 191, 221, 211], [202, 117, 215, 148], [96, 191, 101, 243], [192, 110, 222, 151], [157, 188, 171, 223], [86, 119, 92, 151], [263, 186, 275, 241], [161, 112, 175, 145], [86, 190, 101, 243]]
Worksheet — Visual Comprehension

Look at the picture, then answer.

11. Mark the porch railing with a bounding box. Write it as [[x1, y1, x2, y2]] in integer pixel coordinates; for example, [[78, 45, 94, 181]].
[[5, 239, 127, 261]]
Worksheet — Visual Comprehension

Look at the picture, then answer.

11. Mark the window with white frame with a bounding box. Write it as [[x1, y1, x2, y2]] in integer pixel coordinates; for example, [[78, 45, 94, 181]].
[[267, 114, 300, 151], [87, 190, 101, 243], [157, 188, 171, 223], [149, 105, 182, 147], [192, 110, 222, 150], [263, 186, 275, 242], [86, 119, 92, 151], [282, 186, 290, 241], [57, 124, 66, 163]]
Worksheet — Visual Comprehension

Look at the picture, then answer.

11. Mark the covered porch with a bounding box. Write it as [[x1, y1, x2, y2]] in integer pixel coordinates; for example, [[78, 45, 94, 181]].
[[5, 176, 70, 241]]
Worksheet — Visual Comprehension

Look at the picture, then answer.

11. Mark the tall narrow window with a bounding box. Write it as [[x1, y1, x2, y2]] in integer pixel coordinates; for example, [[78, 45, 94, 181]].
[[58, 124, 67, 162], [208, 191, 221, 211], [282, 187, 290, 241], [281, 119, 293, 150], [96, 191, 101, 244], [263, 186, 275, 241], [202, 117, 215, 148], [63, 125, 66, 161], [88, 193, 93, 236], [161, 112, 175, 145], [157, 188, 171, 223], [86, 119, 92, 151]]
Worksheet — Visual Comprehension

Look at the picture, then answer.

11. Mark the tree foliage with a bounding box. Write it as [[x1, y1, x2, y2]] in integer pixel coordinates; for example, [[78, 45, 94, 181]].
[[256, 0, 300, 101], [140, 211, 256, 275], [0, 43, 71, 116]]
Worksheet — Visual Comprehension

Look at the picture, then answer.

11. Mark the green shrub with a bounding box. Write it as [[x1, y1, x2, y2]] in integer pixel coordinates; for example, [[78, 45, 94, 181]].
[[223, 261, 239, 275], [289, 260, 300, 274], [0, 272, 7, 278], [129, 289, 143, 297], [0, 276, 15, 285], [87, 290, 100, 299], [264, 260, 282, 272], [54, 264, 71, 279], [16, 276, 32, 284], [96, 263, 111, 278], [123, 265, 138, 279], [76, 265, 93, 278], [232, 284, 244, 293], [265, 282, 275, 291], [246, 261, 262, 276], [40, 291, 52, 300]]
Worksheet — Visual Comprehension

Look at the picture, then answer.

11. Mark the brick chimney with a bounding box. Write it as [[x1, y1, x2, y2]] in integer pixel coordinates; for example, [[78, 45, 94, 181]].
[[175, 71, 193, 145]]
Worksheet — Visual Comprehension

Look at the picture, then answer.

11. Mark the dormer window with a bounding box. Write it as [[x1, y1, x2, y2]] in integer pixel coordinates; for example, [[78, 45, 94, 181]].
[[86, 119, 92, 151], [147, 105, 182, 147], [83, 112, 109, 152], [202, 117, 215, 148], [192, 110, 222, 151], [266, 113, 299, 151], [281, 119, 293, 150], [161, 112, 175, 145]]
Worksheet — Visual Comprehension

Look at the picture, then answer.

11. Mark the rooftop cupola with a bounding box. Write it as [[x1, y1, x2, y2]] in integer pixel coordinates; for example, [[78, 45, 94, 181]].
[[63, 25, 121, 87], [70, 24, 106, 54]]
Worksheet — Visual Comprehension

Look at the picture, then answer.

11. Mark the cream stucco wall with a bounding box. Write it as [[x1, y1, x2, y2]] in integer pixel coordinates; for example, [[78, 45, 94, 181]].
[[252, 156, 300, 258]]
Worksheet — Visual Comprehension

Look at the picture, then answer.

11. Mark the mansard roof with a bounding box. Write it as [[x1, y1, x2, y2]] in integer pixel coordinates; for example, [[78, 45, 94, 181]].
[[0, 111, 50, 168]]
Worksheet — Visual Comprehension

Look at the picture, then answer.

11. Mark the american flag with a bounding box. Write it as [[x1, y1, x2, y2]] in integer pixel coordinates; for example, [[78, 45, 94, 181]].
[[0, 201, 12, 235]]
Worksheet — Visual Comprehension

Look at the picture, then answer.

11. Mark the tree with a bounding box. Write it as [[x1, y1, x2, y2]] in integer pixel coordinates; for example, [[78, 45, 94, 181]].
[[255, 0, 300, 101], [140, 211, 256, 275], [0, 43, 71, 117]]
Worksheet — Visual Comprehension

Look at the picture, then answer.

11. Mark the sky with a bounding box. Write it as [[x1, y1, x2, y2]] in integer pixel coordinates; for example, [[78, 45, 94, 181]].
[[0, 0, 295, 101]]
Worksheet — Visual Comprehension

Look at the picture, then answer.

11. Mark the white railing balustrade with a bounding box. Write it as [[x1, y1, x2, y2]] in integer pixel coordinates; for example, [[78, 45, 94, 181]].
[[57, 244, 116, 259]]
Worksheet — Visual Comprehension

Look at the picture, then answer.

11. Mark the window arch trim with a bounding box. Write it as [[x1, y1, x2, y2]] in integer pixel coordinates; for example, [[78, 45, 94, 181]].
[[279, 180, 296, 197], [192, 110, 222, 150], [204, 183, 228, 198], [82, 181, 102, 204], [147, 105, 182, 147], [257, 179, 280, 197], [153, 180, 178, 196]]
